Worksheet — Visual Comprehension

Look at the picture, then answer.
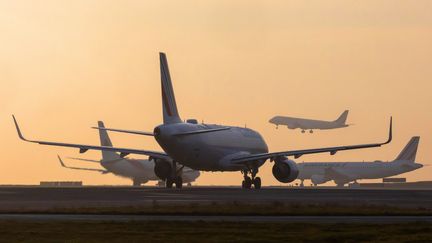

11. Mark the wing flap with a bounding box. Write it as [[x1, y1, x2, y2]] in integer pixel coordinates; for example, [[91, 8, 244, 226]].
[[173, 127, 231, 136]]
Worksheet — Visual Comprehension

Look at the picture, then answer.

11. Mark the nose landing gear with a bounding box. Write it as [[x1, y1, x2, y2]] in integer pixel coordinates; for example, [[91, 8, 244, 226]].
[[241, 168, 261, 189]]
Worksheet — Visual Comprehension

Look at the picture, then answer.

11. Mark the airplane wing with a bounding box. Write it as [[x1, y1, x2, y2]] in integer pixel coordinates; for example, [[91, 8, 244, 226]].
[[66, 157, 101, 163], [68, 157, 128, 165], [58, 155, 109, 173], [13, 115, 171, 161], [232, 117, 392, 164], [92, 126, 231, 137]]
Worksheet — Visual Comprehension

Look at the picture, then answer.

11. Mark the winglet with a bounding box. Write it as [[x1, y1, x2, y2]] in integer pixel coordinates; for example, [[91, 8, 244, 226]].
[[57, 155, 66, 167], [12, 115, 30, 142], [385, 116, 393, 145]]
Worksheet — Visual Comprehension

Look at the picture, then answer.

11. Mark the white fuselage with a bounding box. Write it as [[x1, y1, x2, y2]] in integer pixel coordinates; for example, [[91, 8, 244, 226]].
[[269, 116, 347, 130], [154, 123, 269, 171], [297, 160, 423, 185], [101, 158, 200, 184]]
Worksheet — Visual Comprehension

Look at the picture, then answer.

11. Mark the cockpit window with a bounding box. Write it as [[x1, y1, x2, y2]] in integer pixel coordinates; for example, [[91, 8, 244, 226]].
[[186, 119, 198, 124]]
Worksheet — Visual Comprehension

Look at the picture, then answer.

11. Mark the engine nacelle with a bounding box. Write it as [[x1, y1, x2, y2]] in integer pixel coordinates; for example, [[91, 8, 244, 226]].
[[310, 175, 329, 185], [272, 157, 299, 183], [153, 159, 172, 181]]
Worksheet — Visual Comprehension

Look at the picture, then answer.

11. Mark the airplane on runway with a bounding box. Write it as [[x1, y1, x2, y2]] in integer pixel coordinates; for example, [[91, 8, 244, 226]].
[[296, 136, 423, 187], [57, 121, 200, 186], [269, 110, 350, 133], [13, 52, 393, 189]]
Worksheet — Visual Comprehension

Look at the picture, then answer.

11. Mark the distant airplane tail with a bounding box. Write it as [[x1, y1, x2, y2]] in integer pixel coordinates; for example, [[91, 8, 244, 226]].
[[160, 52, 182, 124], [98, 121, 122, 161], [394, 136, 420, 162], [334, 110, 349, 125]]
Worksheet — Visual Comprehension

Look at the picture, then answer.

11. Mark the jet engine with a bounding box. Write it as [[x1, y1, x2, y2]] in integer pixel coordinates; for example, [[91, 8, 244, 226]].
[[310, 175, 328, 185], [272, 157, 299, 183], [153, 159, 172, 180]]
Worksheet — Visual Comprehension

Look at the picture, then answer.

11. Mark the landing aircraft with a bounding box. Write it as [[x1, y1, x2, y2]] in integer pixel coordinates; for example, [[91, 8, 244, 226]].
[[297, 136, 423, 187], [269, 110, 350, 133], [13, 52, 393, 189], [57, 121, 200, 186]]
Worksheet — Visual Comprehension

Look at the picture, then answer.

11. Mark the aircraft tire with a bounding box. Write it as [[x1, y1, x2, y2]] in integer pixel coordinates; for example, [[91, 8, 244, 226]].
[[243, 177, 252, 189], [166, 178, 174, 188], [253, 177, 261, 189]]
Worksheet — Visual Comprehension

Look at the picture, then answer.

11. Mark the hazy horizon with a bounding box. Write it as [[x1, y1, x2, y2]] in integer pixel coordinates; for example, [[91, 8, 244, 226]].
[[1, 1, 431, 186]]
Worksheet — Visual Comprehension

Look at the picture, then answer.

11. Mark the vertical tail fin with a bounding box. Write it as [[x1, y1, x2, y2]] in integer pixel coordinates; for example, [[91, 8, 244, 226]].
[[160, 52, 182, 124], [334, 110, 349, 125], [97, 121, 121, 161], [395, 136, 420, 162]]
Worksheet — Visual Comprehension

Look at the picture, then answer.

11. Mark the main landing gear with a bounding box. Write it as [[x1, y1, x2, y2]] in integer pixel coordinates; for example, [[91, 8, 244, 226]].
[[132, 179, 141, 187], [165, 160, 183, 189], [300, 180, 304, 187], [241, 168, 261, 189], [166, 176, 182, 189]]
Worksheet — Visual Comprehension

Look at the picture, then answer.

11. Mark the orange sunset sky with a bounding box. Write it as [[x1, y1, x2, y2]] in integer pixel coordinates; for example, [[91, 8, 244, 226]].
[[0, 1, 431, 186]]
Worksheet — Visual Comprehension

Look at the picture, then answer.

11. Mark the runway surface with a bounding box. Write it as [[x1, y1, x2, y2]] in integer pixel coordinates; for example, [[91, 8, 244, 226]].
[[0, 186, 431, 211], [1, 214, 431, 223]]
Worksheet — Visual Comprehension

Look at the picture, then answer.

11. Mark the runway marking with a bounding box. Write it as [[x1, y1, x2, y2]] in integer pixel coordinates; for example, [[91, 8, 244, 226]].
[[0, 214, 431, 223]]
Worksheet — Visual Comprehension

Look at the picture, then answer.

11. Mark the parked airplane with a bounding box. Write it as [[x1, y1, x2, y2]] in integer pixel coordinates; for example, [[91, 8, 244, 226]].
[[296, 136, 423, 187], [269, 110, 350, 133], [57, 121, 200, 186], [12, 52, 393, 189]]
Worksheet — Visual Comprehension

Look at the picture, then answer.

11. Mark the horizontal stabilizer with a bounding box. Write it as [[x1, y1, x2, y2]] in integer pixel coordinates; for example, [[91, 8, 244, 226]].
[[91, 127, 154, 136], [173, 127, 231, 136]]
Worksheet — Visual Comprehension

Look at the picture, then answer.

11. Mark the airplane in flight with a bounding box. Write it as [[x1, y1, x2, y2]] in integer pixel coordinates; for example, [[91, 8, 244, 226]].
[[13, 52, 393, 189], [269, 110, 350, 133], [296, 136, 423, 187], [57, 121, 200, 187]]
